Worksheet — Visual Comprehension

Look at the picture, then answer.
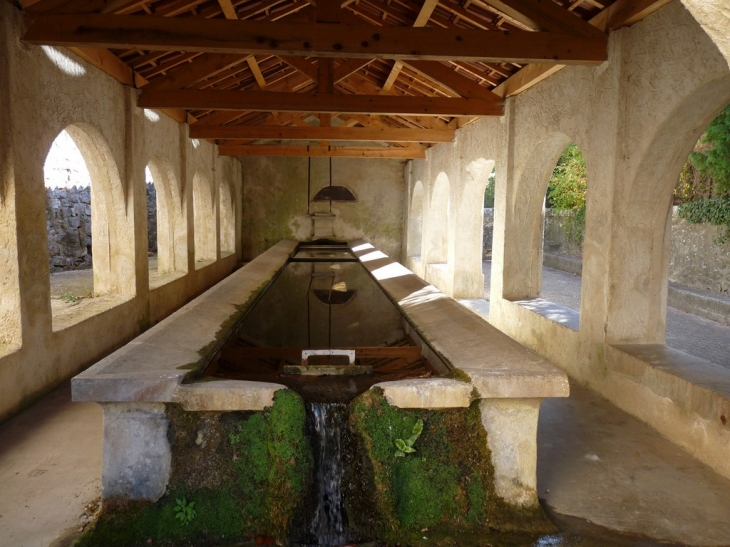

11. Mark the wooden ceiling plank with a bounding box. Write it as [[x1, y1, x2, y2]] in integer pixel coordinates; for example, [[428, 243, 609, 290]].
[[138, 52, 199, 79], [247, 56, 268, 89], [189, 124, 455, 142], [144, 53, 250, 90], [23, 13, 608, 65], [138, 88, 504, 116], [485, 0, 604, 38], [279, 55, 318, 81], [333, 59, 372, 82], [218, 144, 425, 158], [402, 60, 501, 101]]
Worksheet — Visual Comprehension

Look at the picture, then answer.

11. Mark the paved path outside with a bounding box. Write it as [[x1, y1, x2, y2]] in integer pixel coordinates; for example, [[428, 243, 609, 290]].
[[483, 261, 730, 368]]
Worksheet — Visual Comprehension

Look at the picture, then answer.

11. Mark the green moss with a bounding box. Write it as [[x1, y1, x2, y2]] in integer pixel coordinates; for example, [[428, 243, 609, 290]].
[[348, 389, 555, 545], [77, 390, 312, 547]]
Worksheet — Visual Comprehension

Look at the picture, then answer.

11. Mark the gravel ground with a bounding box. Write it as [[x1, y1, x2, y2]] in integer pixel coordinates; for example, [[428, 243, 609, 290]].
[[483, 261, 730, 368]]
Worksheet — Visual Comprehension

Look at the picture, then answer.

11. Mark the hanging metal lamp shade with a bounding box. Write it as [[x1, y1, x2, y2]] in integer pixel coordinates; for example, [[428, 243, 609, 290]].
[[311, 157, 358, 202]]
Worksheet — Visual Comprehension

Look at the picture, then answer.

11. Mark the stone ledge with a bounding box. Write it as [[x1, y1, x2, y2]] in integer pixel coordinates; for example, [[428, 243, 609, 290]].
[[72, 239, 297, 408], [609, 343, 730, 420], [350, 240, 569, 401]]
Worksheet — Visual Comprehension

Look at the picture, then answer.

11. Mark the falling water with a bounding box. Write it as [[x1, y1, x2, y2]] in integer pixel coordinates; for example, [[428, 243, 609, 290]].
[[307, 402, 349, 546]]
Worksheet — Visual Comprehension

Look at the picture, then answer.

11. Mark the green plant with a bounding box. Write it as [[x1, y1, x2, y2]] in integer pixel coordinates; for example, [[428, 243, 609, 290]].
[[394, 418, 423, 457], [173, 497, 196, 525], [60, 292, 80, 303], [546, 143, 587, 211], [678, 197, 730, 243]]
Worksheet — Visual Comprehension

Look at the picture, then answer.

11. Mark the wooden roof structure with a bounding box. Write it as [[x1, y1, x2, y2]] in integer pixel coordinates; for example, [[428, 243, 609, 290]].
[[18, 0, 670, 157]]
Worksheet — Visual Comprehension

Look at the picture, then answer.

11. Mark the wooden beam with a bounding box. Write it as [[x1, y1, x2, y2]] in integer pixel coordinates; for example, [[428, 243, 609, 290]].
[[220, 346, 422, 360], [23, 13, 608, 65], [590, 0, 672, 31], [138, 88, 505, 116], [413, 0, 440, 26], [218, 144, 425, 158], [217, 0, 238, 19], [189, 124, 455, 142], [67, 46, 147, 87], [318, 58, 334, 94], [491, 0, 669, 98], [247, 57, 267, 89], [383, 61, 403, 92], [485, 0, 605, 38]]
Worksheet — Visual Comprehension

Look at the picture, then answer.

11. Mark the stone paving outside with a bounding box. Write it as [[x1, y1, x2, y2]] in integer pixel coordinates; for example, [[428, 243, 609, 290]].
[[482, 261, 730, 369]]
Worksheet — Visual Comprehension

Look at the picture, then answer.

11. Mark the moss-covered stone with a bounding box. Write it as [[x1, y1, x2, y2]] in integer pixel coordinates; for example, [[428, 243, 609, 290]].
[[347, 388, 555, 546], [75, 389, 312, 547]]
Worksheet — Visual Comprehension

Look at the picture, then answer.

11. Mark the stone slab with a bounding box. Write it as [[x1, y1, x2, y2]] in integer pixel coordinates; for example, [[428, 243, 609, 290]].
[[377, 378, 473, 408], [72, 239, 297, 408], [350, 240, 569, 400]]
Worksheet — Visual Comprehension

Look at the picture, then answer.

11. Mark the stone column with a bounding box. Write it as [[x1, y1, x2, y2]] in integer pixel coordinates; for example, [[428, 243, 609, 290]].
[[101, 403, 171, 502], [479, 398, 541, 507]]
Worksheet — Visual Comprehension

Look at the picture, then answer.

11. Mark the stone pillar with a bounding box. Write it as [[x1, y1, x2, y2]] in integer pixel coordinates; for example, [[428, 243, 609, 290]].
[[101, 403, 171, 502], [479, 398, 541, 507]]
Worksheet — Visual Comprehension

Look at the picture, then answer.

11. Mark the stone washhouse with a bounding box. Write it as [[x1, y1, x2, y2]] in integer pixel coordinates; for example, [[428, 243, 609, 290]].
[[1, 0, 730, 543]]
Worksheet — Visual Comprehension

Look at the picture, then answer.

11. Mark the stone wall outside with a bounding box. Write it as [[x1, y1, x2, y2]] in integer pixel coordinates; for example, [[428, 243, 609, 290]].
[[45, 183, 157, 272], [539, 208, 730, 295]]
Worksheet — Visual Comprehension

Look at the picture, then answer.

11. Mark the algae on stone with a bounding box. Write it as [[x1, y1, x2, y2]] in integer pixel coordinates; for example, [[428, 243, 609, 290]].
[[347, 388, 555, 546], [76, 389, 312, 547]]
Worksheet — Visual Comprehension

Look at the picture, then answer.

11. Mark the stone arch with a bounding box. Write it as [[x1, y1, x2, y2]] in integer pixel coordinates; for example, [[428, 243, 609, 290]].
[[408, 180, 424, 259], [451, 158, 495, 298], [219, 179, 236, 255], [192, 171, 216, 265], [425, 172, 450, 265], [47, 124, 134, 298], [501, 133, 572, 301], [0, 179, 21, 354], [607, 79, 730, 343], [147, 157, 186, 275]]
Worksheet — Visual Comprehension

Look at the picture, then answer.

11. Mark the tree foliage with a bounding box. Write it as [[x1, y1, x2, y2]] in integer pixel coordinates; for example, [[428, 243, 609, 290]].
[[546, 143, 587, 210], [676, 104, 730, 203]]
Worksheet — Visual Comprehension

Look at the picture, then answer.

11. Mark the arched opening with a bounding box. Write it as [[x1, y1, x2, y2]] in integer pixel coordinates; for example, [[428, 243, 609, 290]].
[[408, 181, 424, 260], [219, 179, 235, 257], [424, 173, 450, 293], [539, 142, 587, 322], [606, 80, 730, 345], [147, 157, 186, 289], [426, 173, 450, 265], [193, 172, 216, 268], [44, 125, 134, 331], [0, 179, 21, 356], [663, 103, 730, 366]]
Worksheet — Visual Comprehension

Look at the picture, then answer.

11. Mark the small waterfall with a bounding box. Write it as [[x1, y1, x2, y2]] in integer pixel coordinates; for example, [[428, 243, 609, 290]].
[[307, 402, 349, 546]]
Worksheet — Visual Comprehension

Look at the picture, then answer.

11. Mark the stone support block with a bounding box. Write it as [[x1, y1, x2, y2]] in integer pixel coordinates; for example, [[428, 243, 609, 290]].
[[101, 403, 171, 502], [479, 398, 541, 507]]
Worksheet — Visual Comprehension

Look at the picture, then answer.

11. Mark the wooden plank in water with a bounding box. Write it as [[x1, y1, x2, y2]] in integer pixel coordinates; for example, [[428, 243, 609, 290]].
[[220, 346, 422, 361]]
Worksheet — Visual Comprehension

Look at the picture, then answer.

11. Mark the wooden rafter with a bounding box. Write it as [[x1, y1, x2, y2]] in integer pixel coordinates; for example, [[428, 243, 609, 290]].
[[23, 13, 608, 65], [189, 124, 455, 142]]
